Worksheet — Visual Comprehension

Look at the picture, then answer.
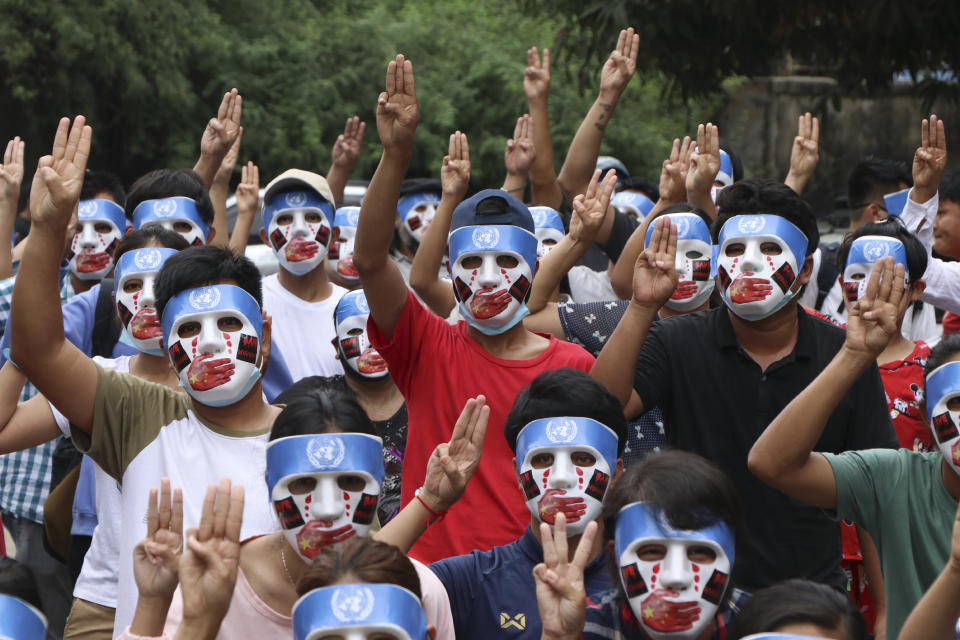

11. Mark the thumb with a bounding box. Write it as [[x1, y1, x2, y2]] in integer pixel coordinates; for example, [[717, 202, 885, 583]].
[[40, 167, 69, 202], [439, 454, 459, 481]]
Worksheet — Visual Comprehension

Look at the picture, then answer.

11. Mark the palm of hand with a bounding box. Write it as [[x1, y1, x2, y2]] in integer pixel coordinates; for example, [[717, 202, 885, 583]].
[[236, 184, 258, 210], [0, 165, 22, 200], [792, 140, 818, 174], [634, 256, 678, 306], [916, 146, 947, 180], [600, 53, 633, 93], [201, 120, 238, 158], [133, 529, 181, 598], [441, 160, 469, 195], [31, 164, 82, 225], [333, 138, 360, 166], [180, 539, 238, 620], [537, 570, 584, 636], [524, 70, 549, 99], [377, 95, 418, 148], [848, 300, 896, 354], [507, 143, 534, 174]]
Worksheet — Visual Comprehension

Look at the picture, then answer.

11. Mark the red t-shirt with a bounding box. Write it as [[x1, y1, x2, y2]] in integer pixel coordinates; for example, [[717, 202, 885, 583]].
[[944, 312, 960, 335], [879, 341, 933, 451], [367, 291, 595, 563]]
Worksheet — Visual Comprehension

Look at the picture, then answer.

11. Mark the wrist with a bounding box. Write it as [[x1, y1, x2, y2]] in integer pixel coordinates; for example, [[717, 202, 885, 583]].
[[627, 298, 661, 319], [911, 186, 936, 204], [526, 94, 549, 109], [839, 345, 879, 369], [597, 90, 622, 106], [176, 617, 221, 640], [415, 486, 449, 520]]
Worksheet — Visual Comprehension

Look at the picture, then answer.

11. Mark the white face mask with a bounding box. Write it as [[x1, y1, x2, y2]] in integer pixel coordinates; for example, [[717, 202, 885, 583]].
[[266, 434, 384, 562], [646, 213, 714, 312], [267, 208, 332, 276], [114, 248, 179, 356], [132, 197, 210, 247], [69, 219, 123, 280], [329, 207, 360, 282], [615, 503, 735, 640], [161, 285, 263, 407], [398, 192, 441, 246], [335, 291, 388, 380], [925, 362, 960, 476], [716, 215, 808, 321], [841, 235, 910, 304], [531, 207, 565, 258]]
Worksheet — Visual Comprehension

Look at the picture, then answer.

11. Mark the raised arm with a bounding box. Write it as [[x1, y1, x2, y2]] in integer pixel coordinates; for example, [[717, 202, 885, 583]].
[[503, 114, 536, 196], [591, 216, 677, 407], [10, 116, 98, 432], [229, 161, 259, 254], [409, 131, 468, 317], [0, 362, 64, 455], [0, 137, 26, 279], [327, 116, 366, 203], [748, 258, 906, 509], [354, 55, 421, 341], [685, 123, 720, 217], [557, 28, 639, 201], [784, 113, 820, 195], [208, 129, 242, 248], [525, 47, 563, 208], [193, 89, 243, 189]]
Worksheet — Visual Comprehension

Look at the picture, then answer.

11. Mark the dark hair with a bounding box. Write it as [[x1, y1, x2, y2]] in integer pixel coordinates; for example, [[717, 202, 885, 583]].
[[847, 158, 911, 220], [81, 169, 127, 208], [296, 536, 421, 599], [270, 385, 375, 441], [836, 218, 928, 282], [113, 227, 189, 264], [0, 556, 43, 613], [125, 169, 215, 226], [713, 179, 819, 254], [648, 202, 713, 229], [154, 245, 262, 319], [940, 172, 960, 205], [503, 368, 627, 455], [925, 333, 960, 380], [729, 579, 868, 640], [617, 177, 660, 202]]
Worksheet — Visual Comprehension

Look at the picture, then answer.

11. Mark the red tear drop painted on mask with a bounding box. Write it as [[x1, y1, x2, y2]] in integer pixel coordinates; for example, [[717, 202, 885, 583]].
[[653, 563, 660, 574]]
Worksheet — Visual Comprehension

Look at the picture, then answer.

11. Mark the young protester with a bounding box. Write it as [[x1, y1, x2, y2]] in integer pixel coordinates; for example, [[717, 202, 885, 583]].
[[591, 182, 897, 594], [326, 206, 361, 290], [258, 169, 347, 379], [353, 55, 597, 562], [728, 580, 868, 640], [747, 258, 960, 639]]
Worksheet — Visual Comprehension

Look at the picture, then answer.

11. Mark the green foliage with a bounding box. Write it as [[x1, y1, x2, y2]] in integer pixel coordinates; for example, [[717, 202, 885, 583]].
[[0, 0, 720, 191]]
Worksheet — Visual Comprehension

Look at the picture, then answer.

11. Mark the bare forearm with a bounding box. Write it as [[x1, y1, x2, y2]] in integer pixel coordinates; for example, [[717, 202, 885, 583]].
[[0, 201, 16, 280], [686, 188, 716, 219], [528, 101, 563, 208], [899, 563, 960, 640], [528, 235, 591, 313], [502, 172, 527, 196], [326, 164, 350, 203], [10, 226, 66, 368], [610, 200, 669, 299], [590, 302, 656, 407], [857, 528, 886, 620], [410, 196, 457, 316], [558, 94, 619, 200], [193, 156, 219, 190], [355, 149, 411, 273], [208, 180, 230, 248], [130, 594, 173, 637], [228, 211, 255, 254], [374, 499, 435, 553]]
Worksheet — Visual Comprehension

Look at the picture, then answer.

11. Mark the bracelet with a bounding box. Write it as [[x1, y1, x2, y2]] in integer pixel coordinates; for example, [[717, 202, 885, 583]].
[[506, 181, 529, 193], [414, 487, 447, 525]]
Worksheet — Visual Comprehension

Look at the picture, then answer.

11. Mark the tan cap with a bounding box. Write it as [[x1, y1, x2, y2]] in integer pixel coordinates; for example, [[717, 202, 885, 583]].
[[263, 169, 335, 208]]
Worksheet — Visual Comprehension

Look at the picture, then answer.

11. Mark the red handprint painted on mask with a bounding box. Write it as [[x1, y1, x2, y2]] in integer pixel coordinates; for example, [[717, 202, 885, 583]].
[[186, 353, 234, 391], [75, 251, 113, 273], [537, 489, 587, 524], [728, 274, 773, 303], [671, 280, 700, 300], [129, 308, 162, 340], [357, 348, 387, 374], [639, 589, 701, 632], [284, 238, 320, 262], [337, 255, 359, 277], [470, 289, 513, 319], [295, 521, 355, 558]]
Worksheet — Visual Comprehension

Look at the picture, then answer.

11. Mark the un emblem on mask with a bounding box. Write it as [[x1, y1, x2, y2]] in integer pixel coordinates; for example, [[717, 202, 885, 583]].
[[79, 201, 97, 217], [285, 191, 308, 208], [674, 216, 691, 238], [532, 209, 548, 228], [472, 227, 500, 250], [545, 418, 578, 443], [863, 241, 890, 261], [355, 295, 370, 314], [133, 249, 163, 271], [188, 287, 221, 310], [331, 585, 376, 623], [153, 199, 178, 218], [307, 436, 346, 469], [347, 208, 360, 226], [737, 216, 766, 234]]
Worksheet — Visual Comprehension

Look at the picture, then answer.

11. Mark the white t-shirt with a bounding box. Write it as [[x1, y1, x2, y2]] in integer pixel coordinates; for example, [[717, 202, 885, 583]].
[[261, 273, 346, 381], [567, 266, 617, 303]]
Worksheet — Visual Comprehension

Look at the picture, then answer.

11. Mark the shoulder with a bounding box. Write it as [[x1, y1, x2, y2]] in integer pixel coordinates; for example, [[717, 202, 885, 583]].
[[824, 448, 936, 481], [547, 336, 595, 366]]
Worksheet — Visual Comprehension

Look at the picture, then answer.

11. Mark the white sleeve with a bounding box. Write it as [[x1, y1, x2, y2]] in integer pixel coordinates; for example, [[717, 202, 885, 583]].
[[921, 257, 960, 315], [899, 189, 938, 251], [798, 247, 822, 308], [49, 400, 71, 437]]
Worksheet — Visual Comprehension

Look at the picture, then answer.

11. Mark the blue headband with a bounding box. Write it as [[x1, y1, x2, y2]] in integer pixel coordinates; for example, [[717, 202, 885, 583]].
[[846, 236, 908, 272], [883, 188, 911, 217], [78, 198, 127, 232], [925, 362, 960, 422], [334, 206, 361, 230], [293, 584, 426, 640], [265, 433, 385, 495], [397, 191, 441, 222], [132, 197, 209, 237], [740, 635, 831, 640], [160, 284, 262, 343], [718, 214, 808, 268], [448, 225, 539, 275], [644, 213, 712, 248], [611, 192, 655, 218], [0, 595, 47, 640], [614, 502, 736, 567], [516, 417, 619, 474], [717, 150, 734, 185], [113, 248, 179, 296], [263, 190, 334, 230], [334, 290, 370, 326], [530, 207, 565, 235]]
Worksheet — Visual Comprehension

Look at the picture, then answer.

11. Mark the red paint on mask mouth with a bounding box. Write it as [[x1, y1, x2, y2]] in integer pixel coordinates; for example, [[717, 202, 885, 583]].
[[357, 348, 387, 374], [671, 280, 700, 300], [469, 289, 512, 319], [295, 521, 355, 558], [75, 251, 112, 273], [284, 238, 320, 262], [639, 589, 701, 632], [337, 254, 359, 277], [728, 275, 773, 303], [130, 308, 162, 339], [536, 489, 587, 524], [185, 353, 234, 390]]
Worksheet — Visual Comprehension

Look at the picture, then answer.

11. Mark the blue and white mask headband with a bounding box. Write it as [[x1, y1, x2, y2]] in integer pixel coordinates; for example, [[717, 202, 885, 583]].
[[334, 291, 388, 380], [615, 502, 735, 640], [612, 191, 656, 220], [448, 225, 539, 336], [69, 199, 128, 281], [645, 213, 715, 312], [0, 594, 47, 640], [530, 206, 565, 258], [293, 584, 427, 640], [263, 190, 335, 276], [267, 434, 384, 561], [842, 235, 909, 304], [516, 417, 618, 536], [132, 197, 209, 246], [329, 206, 361, 281], [161, 285, 262, 407], [397, 191, 442, 245], [114, 248, 179, 356], [883, 188, 911, 218], [925, 362, 960, 476]]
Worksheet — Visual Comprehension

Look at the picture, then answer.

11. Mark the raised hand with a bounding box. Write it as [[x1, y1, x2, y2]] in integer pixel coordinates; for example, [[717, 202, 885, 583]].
[[632, 216, 678, 309], [376, 54, 419, 151], [30, 116, 92, 230], [235, 161, 260, 218], [200, 89, 243, 163], [786, 112, 820, 192], [441, 131, 471, 201], [133, 478, 184, 601], [686, 123, 721, 196], [570, 169, 617, 243], [845, 257, 906, 357], [214, 128, 243, 186], [913, 114, 947, 202], [332, 116, 366, 170], [0, 137, 25, 206], [599, 28, 639, 98], [524, 47, 551, 104], [420, 395, 489, 512], [658, 136, 692, 204], [533, 513, 598, 640], [505, 114, 537, 176]]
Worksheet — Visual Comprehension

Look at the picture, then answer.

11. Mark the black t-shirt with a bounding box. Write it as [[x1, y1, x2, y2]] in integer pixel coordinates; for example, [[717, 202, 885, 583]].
[[632, 305, 897, 592]]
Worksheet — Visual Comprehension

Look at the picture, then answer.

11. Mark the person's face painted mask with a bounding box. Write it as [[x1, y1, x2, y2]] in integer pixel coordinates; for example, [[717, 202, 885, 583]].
[[531, 207, 566, 258], [612, 191, 656, 220], [266, 434, 384, 562], [334, 291, 388, 380], [448, 225, 539, 336], [925, 361, 960, 476], [114, 248, 179, 356], [515, 417, 618, 536], [132, 197, 209, 247], [615, 502, 735, 640], [716, 215, 808, 321], [263, 190, 334, 276], [842, 235, 910, 304], [68, 199, 127, 281], [709, 149, 735, 205], [397, 191, 441, 246], [645, 214, 714, 312], [160, 285, 263, 407], [293, 583, 428, 640], [328, 207, 360, 282]]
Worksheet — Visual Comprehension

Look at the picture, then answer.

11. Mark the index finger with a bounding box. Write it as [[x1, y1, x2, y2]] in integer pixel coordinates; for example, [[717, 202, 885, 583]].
[[460, 131, 470, 160], [448, 132, 456, 158], [863, 256, 885, 302], [614, 29, 626, 56], [212, 477, 232, 539], [217, 91, 231, 121], [171, 487, 183, 536], [527, 46, 537, 68], [628, 29, 639, 64], [888, 262, 906, 309], [146, 487, 159, 535], [50, 117, 70, 163], [542, 48, 550, 73], [386, 59, 397, 96], [921, 118, 930, 149], [877, 257, 895, 303], [197, 483, 218, 541], [811, 116, 819, 144], [540, 522, 558, 567], [74, 124, 93, 173], [450, 397, 478, 443]]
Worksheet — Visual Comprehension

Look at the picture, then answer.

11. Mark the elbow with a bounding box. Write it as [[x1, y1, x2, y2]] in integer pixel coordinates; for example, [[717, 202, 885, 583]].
[[610, 272, 632, 301], [747, 446, 776, 484], [352, 248, 384, 279]]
